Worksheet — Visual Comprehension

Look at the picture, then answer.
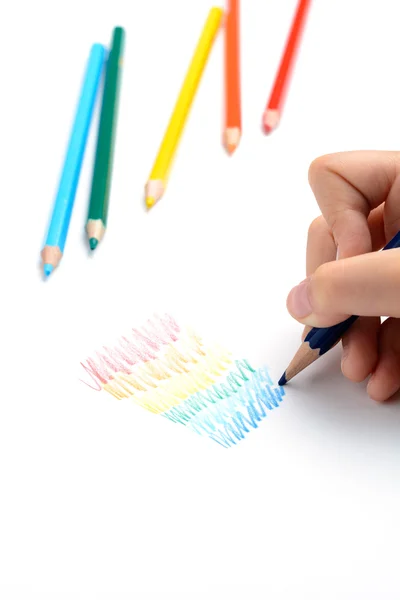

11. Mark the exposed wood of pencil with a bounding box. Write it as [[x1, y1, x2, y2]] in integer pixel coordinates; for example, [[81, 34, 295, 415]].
[[280, 341, 320, 384], [224, 127, 241, 155], [224, 0, 241, 154], [263, 109, 281, 135], [262, 0, 311, 135], [301, 325, 313, 341], [41, 246, 63, 270], [86, 219, 106, 243], [145, 180, 165, 209]]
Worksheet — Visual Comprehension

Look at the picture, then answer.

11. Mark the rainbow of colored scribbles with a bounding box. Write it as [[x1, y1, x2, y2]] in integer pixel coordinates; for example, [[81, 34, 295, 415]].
[[79, 314, 285, 448]]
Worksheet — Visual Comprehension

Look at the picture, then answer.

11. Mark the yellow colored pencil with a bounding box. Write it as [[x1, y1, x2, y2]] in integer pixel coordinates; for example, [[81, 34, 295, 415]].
[[145, 7, 223, 208]]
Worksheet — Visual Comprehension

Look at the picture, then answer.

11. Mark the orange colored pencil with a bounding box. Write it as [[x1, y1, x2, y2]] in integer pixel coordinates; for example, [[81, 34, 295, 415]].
[[224, 0, 241, 154], [262, 0, 311, 135]]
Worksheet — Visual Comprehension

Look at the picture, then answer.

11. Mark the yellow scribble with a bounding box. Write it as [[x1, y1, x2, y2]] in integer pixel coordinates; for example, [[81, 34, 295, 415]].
[[102, 341, 233, 411]]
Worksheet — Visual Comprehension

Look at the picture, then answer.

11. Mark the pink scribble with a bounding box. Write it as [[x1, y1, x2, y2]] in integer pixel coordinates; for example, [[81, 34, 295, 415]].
[[80, 314, 181, 390]]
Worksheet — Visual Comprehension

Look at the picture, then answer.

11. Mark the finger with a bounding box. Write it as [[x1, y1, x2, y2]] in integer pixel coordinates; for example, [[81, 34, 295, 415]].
[[341, 317, 380, 382], [308, 151, 400, 258], [303, 216, 337, 340], [286, 248, 400, 326], [301, 209, 384, 340], [384, 173, 400, 240], [367, 318, 400, 402], [368, 204, 386, 251], [306, 209, 385, 276], [306, 216, 337, 276], [305, 207, 385, 274]]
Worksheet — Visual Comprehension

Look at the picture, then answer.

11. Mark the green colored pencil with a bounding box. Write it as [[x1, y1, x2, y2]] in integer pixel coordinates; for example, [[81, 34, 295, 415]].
[[86, 26, 125, 250]]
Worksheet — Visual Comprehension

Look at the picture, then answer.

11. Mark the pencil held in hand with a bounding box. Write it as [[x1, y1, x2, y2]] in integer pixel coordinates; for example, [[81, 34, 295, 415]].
[[86, 27, 125, 250], [262, 0, 311, 135], [279, 230, 400, 386], [41, 44, 105, 277], [145, 7, 223, 209], [224, 0, 241, 155]]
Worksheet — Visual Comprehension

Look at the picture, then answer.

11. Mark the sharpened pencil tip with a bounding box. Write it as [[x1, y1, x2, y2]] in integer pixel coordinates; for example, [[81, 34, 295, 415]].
[[226, 143, 238, 155], [146, 196, 155, 208], [263, 123, 273, 135], [262, 109, 280, 135], [224, 128, 241, 155], [278, 372, 287, 386], [43, 263, 53, 277], [89, 238, 98, 251]]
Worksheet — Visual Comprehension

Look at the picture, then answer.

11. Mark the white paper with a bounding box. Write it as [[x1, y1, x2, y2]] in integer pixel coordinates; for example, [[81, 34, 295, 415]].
[[2, 0, 400, 598]]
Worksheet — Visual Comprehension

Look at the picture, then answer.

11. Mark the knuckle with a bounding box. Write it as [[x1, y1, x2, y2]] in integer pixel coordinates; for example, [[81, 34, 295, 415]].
[[310, 262, 338, 313], [308, 154, 336, 186]]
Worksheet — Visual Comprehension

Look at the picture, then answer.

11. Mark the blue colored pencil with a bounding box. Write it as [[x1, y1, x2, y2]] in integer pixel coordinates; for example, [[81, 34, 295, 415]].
[[279, 230, 400, 385], [41, 43, 106, 277]]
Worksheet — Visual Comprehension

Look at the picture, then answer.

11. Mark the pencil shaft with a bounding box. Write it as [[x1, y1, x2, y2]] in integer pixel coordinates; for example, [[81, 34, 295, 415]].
[[147, 8, 223, 189], [305, 315, 358, 355], [225, 0, 241, 130], [87, 27, 125, 226], [44, 44, 105, 253], [266, 0, 311, 112]]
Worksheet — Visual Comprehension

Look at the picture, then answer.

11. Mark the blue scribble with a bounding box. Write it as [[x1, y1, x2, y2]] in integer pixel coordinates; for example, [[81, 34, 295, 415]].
[[161, 364, 285, 448]]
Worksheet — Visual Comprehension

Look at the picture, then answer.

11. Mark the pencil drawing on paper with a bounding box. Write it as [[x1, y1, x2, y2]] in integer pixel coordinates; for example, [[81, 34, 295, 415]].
[[79, 314, 285, 448]]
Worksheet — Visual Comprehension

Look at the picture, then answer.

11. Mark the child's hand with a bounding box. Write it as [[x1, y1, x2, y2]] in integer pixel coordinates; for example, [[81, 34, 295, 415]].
[[286, 151, 400, 402]]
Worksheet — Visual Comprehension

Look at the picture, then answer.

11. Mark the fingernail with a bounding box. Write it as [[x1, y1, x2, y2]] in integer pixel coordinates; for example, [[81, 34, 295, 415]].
[[287, 278, 312, 319]]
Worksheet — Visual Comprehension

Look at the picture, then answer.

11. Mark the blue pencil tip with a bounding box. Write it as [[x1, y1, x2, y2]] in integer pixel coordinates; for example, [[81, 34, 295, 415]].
[[44, 264, 54, 277], [278, 372, 287, 386]]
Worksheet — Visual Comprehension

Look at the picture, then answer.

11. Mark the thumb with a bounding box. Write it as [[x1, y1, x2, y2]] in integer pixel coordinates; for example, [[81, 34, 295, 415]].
[[287, 248, 400, 327]]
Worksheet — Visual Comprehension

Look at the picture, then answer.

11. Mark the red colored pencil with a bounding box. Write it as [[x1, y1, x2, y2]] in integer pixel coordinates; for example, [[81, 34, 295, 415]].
[[224, 0, 241, 154], [262, 0, 312, 135]]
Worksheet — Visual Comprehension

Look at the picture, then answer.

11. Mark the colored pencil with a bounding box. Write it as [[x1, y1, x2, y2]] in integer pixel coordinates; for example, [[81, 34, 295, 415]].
[[262, 0, 311, 135], [41, 44, 106, 277], [145, 7, 223, 209], [279, 231, 400, 386], [224, 0, 241, 155], [86, 27, 125, 250]]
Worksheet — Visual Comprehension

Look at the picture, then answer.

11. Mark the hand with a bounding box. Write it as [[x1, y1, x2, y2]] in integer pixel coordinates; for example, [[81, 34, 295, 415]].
[[286, 151, 400, 402]]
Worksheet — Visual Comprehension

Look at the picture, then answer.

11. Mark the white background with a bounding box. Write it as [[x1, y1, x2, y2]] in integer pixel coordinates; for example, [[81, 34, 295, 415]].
[[2, 0, 400, 598]]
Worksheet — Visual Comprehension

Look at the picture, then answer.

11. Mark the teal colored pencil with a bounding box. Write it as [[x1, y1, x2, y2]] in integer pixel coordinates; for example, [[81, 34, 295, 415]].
[[86, 27, 125, 250], [41, 44, 106, 277]]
